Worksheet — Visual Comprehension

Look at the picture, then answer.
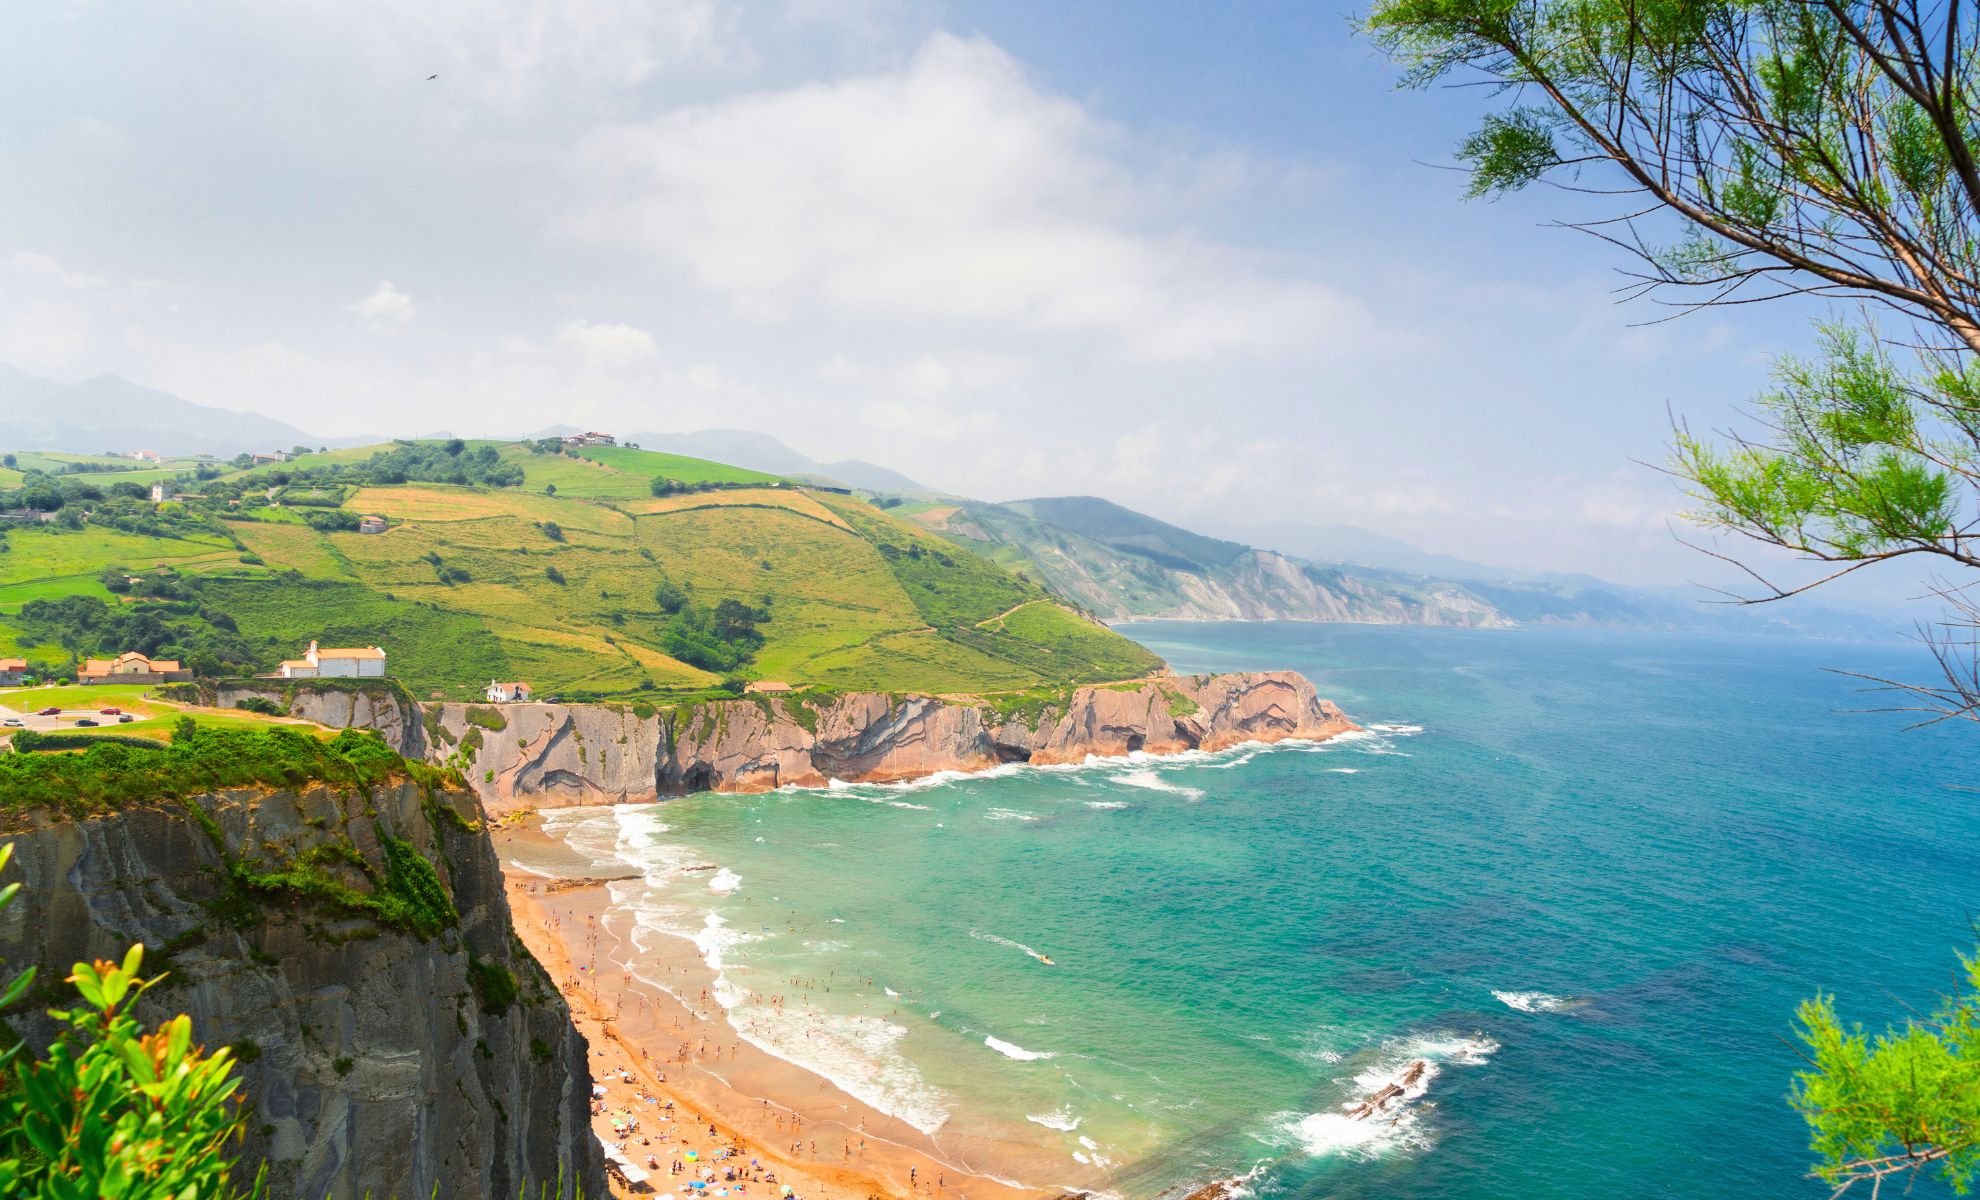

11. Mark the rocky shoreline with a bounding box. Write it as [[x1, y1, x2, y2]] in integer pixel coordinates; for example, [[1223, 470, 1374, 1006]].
[[430, 670, 1355, 817]]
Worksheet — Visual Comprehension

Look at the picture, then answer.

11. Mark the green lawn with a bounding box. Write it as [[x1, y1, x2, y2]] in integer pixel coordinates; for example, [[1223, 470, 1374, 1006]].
[[0, 683, 162, 714]]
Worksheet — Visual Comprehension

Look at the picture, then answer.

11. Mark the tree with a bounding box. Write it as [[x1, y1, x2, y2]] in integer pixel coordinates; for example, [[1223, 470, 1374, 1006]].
[[1363, 2, 1980, 1191]]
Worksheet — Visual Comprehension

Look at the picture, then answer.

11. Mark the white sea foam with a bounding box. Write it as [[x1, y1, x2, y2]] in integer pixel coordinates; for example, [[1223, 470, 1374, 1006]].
[[1324, 767, 1360, 774], [1493, 989, 1583, 1014], [1366, 723, 1424, 735], [884, 987, 901, 998], [551, 813, 952, 1137], [985, 808, 1041, 822], [1026, 1108, 1081, 1132], [1110, 769, 1205, 800], [685, 913, 952, 1134], [776, 730, 1340, 801], [708, 867, 742, 894], [1285, 1032, 1497, 1161], [1085, 800, 1129, 810], [985, 1035, 1056, 1061]]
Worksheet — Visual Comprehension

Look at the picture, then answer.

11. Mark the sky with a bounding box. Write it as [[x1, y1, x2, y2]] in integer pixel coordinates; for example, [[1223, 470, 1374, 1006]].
[[0, 0, 1887, 597]]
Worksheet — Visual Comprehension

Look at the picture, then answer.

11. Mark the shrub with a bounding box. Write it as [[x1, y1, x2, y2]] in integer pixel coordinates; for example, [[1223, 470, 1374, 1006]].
[[463, 705, 507, 732], [0, 940, 265, 1199], [468, 955, 518, 1014]]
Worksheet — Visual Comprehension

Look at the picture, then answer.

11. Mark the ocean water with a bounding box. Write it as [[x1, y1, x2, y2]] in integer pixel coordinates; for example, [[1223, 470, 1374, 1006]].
[[531, 622, 1980, 1199]]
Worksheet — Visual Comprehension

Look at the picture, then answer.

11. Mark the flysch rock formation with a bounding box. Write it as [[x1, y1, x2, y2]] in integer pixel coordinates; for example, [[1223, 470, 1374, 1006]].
[[0, 779, 604, 1200], [416, 670, 1356, 817]]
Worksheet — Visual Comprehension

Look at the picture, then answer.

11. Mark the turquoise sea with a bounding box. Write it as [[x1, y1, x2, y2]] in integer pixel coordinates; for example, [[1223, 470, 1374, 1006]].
[[536, 622, 1979, 1199]]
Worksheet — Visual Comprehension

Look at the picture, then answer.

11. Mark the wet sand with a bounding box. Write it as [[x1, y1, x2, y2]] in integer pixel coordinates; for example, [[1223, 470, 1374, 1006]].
[[497, 819, 1081, 1200]]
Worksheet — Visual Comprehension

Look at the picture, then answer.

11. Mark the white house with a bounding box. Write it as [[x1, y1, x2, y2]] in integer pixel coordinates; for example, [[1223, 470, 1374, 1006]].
[[150, 481, 177, 503], [279, 640, 387, 679], [485, 680, 532, 703]]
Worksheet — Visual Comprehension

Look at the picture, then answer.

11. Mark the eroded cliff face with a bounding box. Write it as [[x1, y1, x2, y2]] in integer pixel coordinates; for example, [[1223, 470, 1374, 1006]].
[[424, 670, 1355, 816], [0, 780, 603, 1200], [197, 681, 428, 759]]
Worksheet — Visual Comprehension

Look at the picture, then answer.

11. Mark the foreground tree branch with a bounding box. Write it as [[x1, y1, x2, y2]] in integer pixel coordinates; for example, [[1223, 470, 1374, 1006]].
[[1363, 1, 1980, 1190]]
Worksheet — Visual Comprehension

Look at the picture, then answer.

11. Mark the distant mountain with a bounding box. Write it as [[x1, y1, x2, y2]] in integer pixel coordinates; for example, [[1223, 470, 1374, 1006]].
[[0, 365, 371, 456], [1003, 496, 1253, 572], [907, 497, 1506, 628], [630, 428, 925, 493], [898, 494, 1898, 639], [1225, 519, 1513, 581]]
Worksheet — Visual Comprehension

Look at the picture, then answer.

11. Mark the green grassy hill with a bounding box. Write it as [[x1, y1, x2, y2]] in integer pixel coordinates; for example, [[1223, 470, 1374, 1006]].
[[0, 440, 1163, 700]]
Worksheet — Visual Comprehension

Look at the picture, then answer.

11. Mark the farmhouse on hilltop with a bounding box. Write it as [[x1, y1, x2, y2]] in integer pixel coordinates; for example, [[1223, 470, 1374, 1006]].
[[279, 640, 387, 679], [485, 680, 532, 703], [561, 431, 616, 448], [357, 514, 387, 534], [78, 651, 192, 684]]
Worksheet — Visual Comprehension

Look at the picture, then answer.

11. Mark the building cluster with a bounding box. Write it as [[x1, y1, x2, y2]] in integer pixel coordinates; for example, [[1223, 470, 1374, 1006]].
[[561, 431, 616, 448], [78, 651, 193, 684], [0, 635, 550, 701], [278, 640, 387, 679]]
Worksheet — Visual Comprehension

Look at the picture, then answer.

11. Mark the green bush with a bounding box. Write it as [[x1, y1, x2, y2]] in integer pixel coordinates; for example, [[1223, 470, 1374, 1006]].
[[0, 939, 266, 1199], [0, 726, 442, 815], [468, 956, 518, 1014], [463, 705, 507, 732], [377, 835, 458, 939]]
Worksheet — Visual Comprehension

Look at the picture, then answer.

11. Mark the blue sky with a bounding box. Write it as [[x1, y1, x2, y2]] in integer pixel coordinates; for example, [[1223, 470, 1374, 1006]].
[[0, 1, 1870, 598]]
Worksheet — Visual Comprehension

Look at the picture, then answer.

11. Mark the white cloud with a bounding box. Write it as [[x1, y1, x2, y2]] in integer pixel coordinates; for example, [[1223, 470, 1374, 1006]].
[[556, 318, 658, 367], [10, 251, 103, 291], [280, 0, 738, 108], [346, 280, 417, 326], [563, 33, 1371, 361]]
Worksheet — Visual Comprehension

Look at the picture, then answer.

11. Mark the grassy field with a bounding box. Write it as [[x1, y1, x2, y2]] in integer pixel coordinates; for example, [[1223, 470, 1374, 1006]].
[[1, 438, 1165, 697], [0, 682, 164, 715]]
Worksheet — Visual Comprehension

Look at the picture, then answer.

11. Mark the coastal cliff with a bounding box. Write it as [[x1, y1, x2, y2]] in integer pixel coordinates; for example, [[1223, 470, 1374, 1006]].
[[180, 679, 430, 759], [0, 776, 604, 1199], [425, 670, 1355, 816]]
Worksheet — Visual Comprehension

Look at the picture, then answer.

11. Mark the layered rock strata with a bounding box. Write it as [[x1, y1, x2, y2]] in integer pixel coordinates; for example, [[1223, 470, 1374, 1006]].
[[0, 779, 604, 1200], [422, 670, 1354, 816]]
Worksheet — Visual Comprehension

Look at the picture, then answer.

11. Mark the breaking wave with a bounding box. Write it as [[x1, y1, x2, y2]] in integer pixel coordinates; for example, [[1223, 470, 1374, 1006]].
[[985, 1035, 1057, 1061], [1493, 989, 1584, 1014]]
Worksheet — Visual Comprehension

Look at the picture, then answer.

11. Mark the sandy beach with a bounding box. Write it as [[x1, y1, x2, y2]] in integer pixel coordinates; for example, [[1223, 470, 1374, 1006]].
[[497, 819, 1078, 1200]]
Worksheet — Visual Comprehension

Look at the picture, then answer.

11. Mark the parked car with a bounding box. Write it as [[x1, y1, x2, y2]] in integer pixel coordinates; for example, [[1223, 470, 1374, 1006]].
[[117, 714, 134, 723], [99, 707, 121, 715], [1, 718, 20, 727], [36, 707, 60, 716], [75, 718, 99, 727]]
